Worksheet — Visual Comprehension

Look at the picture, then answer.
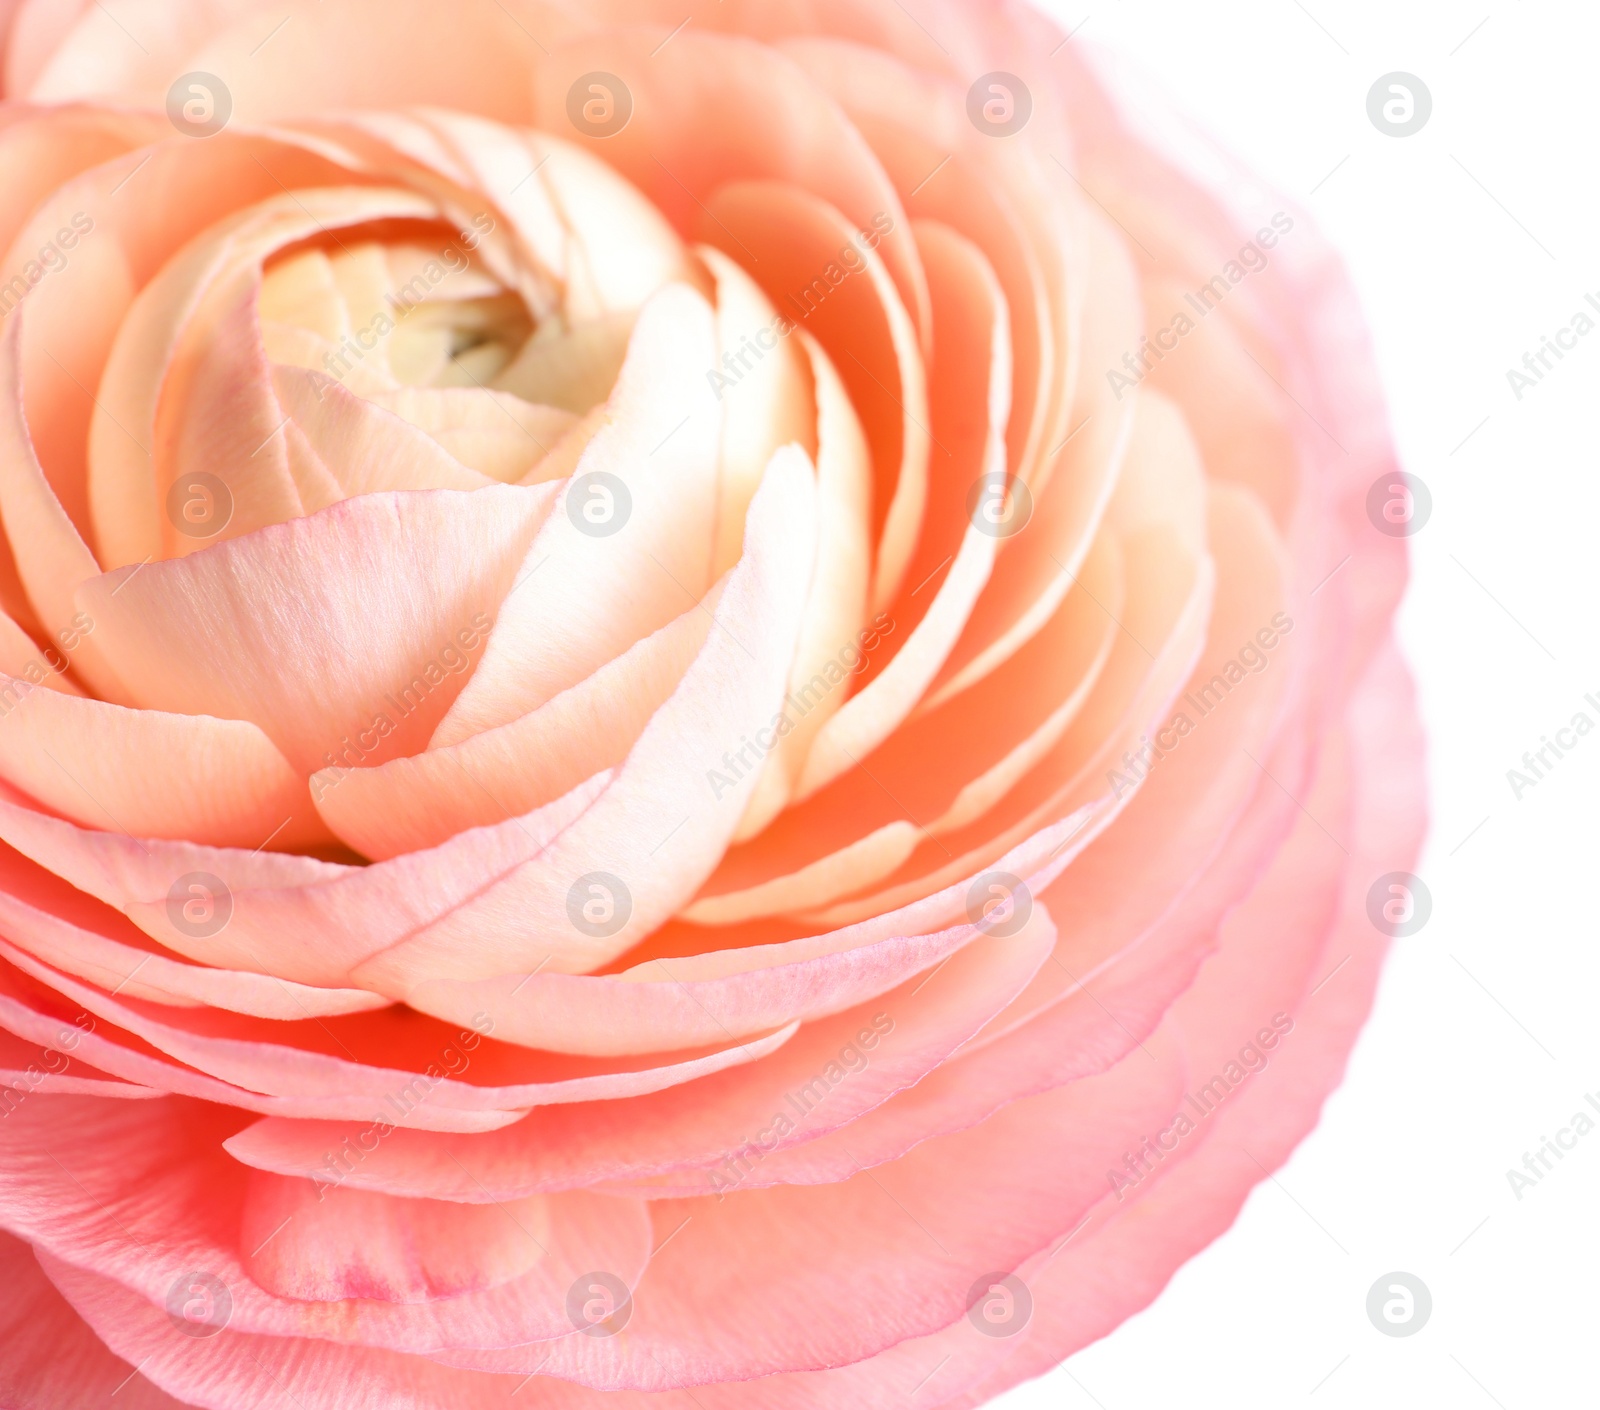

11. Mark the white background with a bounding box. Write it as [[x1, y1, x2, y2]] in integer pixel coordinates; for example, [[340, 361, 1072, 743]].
[[999, 2, 1600, 1407]]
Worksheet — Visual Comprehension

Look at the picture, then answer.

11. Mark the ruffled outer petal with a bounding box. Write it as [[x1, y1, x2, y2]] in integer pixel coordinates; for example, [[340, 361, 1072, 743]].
[[226, 908, 1059, 1199], [0, 1230, 185, 1410], [946, 641, 1425, 1407]]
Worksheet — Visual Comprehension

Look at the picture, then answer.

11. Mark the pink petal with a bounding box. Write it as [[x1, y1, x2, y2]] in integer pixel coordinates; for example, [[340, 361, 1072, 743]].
[[701, 246, 818, 582], [314, 592, 715, 860], [689, 535, 1120, 923], [0, 673, 334, 849], [792, 218, 1008, 798], [0, 1096, 653, 1350], [700, 179, 928, 613], [439, 1034, 1184, 1387], [0, 936, 801, 1115], [925, 210, 1144, 707], [0, 1230, 185, 1410], [778, 36, 1074, 500], [953, 643, 1426, 1403], [0, 957, 516, 1130], [0, 315, 127, 701], [20, 0, 261, 101], [0, 845, 387, 1019], [227, 909, 1057, 1199], [532, 25, 929, 346], [78, 485, 556, 776], [6, 130, 384, 561]]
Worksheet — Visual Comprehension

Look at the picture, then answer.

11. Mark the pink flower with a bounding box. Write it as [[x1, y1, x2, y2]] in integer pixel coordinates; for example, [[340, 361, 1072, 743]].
[[0, 1, 1425, 1406]]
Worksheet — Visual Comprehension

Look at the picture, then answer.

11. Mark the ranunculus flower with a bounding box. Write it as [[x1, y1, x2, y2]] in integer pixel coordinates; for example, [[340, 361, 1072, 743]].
[[0, 1, 1424, 1406]]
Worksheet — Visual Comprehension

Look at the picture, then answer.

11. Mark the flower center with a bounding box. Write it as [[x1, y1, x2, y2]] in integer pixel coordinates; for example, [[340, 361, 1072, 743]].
[[260, 233, 534, 395]]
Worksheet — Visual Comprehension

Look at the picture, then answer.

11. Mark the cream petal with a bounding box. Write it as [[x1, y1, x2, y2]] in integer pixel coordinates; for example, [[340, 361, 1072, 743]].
[[433, 283, 722, 746], [353, 445, 818, 983]]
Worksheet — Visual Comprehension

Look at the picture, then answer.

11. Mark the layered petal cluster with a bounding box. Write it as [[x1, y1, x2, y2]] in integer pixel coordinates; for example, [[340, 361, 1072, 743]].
[[0, 2, 1424, 1407]]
